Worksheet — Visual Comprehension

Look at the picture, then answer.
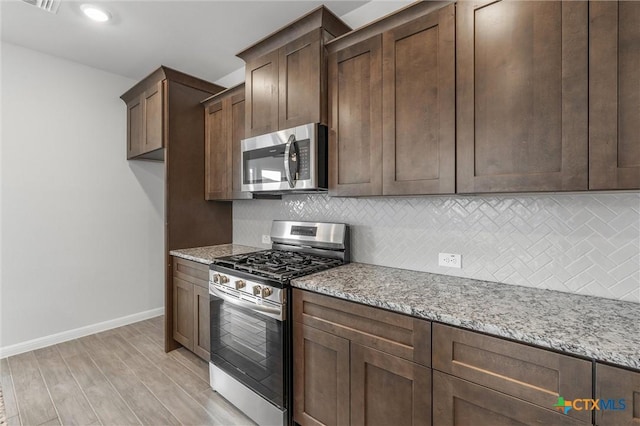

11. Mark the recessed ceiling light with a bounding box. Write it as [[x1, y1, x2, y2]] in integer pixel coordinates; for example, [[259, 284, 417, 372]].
[[81, 4, 111, 22]]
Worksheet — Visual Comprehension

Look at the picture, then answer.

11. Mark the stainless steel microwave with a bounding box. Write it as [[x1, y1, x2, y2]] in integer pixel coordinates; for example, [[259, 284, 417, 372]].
[[241, 123, 327, 193]]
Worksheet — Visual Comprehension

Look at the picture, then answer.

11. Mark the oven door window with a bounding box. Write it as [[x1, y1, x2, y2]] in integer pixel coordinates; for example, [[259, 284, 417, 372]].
[[243, 145, 287, 185], [210, 295, 285, 408]]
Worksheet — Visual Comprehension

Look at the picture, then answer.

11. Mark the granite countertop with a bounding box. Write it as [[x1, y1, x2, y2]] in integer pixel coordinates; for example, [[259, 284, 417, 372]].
[[292, 263, 640, 370], [170, 244, 260, 264]]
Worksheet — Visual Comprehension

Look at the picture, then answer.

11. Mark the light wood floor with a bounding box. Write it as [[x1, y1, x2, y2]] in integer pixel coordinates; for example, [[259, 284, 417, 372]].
[[0, 316, 254, 425]]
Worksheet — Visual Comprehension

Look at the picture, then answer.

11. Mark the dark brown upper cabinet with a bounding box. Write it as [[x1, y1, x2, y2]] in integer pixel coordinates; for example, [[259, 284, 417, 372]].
[[596, 363, 640, 426], [589, 1, 640, 190], [279, 30, 323, 130], [327, 2, 455, 197], [124, 81, 163, 160], [203, 84, 251, 201], [382, 4, 455, 195], [328, 35, 383, 197], [456, 1, 589, 193], [121, 66, 224, 161], [237, 6, 351, 138], [244, 50, 279, 138]]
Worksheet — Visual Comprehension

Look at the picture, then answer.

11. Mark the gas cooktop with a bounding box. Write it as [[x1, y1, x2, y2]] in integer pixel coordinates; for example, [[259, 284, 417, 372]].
[[213, 249, 344, 282]]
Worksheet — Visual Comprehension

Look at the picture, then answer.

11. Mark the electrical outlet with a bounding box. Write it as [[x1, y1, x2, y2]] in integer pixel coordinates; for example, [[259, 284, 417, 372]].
[[439, 253, 462, 268], [262, 235, 271, 244]]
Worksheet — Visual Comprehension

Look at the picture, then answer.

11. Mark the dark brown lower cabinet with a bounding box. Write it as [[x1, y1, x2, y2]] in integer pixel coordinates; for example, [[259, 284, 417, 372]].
[[432, 371, 588, 426], [432, 323, 592, 424], [351, 343, 431, 426], [171, 257, 210, 360], [293, 289, 432, 426], [172, 277, 194, 350], [293, 324, 350, 426], [596, 363, 640, 426], [192, 285, 210, 360]]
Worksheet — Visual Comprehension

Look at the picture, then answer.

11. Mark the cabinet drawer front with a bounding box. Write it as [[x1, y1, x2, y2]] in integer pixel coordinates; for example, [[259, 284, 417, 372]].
[[293, 289, 430, 366], [433, 371, 588, 426], [173, 257, 209, 288], [433, 324, 592, 423], [596, 363, 640, 426]]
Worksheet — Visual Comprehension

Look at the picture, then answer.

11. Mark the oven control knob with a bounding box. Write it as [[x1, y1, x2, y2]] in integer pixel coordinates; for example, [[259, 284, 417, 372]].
[[220, 275, 229, 284], [234, 280, 246, 290], [261, 287, 273, 298], [252, 285, 262, 296], [212, 274, 220, 284]]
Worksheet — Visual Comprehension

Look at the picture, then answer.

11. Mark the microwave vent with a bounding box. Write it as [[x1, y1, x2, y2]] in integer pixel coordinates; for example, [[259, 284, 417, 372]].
[[21, 0, 61, 14]]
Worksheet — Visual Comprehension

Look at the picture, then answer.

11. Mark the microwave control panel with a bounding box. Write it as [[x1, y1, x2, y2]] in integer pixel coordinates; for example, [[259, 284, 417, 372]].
[[297, 139, 311, 180]]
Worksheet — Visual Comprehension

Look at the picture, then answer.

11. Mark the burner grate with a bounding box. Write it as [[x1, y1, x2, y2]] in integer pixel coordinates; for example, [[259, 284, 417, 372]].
[[213, 249, 343, 281]]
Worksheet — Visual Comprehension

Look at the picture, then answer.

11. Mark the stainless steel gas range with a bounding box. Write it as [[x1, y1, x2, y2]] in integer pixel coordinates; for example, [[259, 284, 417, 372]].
[[208, 220, 350, 426]]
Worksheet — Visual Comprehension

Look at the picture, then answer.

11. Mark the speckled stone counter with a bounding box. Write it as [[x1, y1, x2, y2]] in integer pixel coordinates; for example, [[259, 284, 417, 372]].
[[292, 263, 640, 370], [170, 244, 260, 265]]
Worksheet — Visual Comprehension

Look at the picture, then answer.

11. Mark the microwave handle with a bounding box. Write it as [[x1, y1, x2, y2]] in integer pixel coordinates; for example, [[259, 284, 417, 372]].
[[284, 134, 298, 189]]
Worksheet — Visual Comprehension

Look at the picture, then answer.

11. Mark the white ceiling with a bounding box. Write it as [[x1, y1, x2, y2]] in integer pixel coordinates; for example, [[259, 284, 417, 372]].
[[1, 0, 368, 84]]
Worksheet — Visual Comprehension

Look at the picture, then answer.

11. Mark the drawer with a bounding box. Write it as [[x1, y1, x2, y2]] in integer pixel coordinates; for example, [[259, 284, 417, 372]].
[[596, 363, 640, 426], [293, 289, 431, 367], [432, 323, 592, 423], [173, 256, 209, 288], [433, 371, 589, 426]]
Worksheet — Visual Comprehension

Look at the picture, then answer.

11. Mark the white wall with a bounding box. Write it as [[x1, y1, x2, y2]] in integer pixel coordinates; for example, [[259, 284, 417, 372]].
[[0, 42, 165, 353]]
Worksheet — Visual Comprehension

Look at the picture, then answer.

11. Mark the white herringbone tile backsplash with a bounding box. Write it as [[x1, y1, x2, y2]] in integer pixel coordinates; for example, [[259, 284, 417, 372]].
[[233, 193, 640, 303]]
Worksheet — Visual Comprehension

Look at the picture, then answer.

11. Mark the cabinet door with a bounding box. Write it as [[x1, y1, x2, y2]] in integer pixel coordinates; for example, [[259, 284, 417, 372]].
[[245, 50, 279, 137], [433, 372, 587, 426], [351, 343, 431, 426], [126, 95, 143, 159], [589, 1, 640, 190], [279, 30, 323, 129], [328, 35, 383, 197], [172, 277, 193, 350], [192, 284, 210, 360], [596, 363, 640, 426], [382, 4, 455, 195], [231, 91, 251, 199], [457, 1, 588, 193], [142, 80, 164, 154], [205, 100, 230, 200], [293, 324, 349, 426]]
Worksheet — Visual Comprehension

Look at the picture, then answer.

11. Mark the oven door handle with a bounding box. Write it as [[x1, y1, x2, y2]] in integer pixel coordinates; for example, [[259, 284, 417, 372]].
[[210, 286, 285, 321]]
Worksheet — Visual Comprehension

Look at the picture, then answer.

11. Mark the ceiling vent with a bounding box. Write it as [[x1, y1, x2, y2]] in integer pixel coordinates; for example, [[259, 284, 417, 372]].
[[21, 0, 61, 14]]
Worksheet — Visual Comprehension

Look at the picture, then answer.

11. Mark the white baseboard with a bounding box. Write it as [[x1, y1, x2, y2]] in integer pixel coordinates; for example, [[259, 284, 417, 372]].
[[0, 307, 164, 359]]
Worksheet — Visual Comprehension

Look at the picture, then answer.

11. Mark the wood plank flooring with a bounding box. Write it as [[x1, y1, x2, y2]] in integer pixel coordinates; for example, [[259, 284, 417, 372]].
[[0, 316, 255, 426]]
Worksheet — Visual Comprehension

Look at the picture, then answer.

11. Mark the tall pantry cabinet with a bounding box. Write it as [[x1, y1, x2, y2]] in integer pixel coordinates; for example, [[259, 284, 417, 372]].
[[121, 66, 232, 352]]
